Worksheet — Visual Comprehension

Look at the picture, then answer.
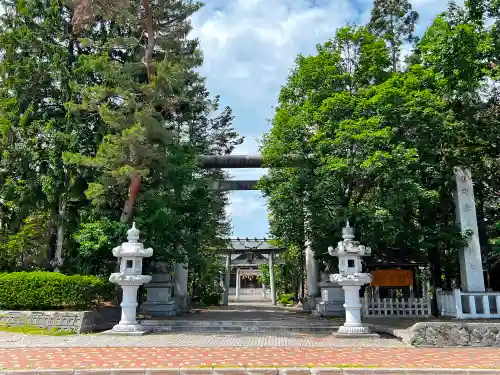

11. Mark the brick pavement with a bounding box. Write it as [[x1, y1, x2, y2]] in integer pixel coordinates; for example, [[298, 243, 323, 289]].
[[0, 347, 498, 371]]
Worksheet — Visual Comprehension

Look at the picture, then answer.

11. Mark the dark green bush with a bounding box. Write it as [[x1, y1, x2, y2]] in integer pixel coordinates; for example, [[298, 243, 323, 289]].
[[0, 272, 114, 310], [199, 282, 223, 307]]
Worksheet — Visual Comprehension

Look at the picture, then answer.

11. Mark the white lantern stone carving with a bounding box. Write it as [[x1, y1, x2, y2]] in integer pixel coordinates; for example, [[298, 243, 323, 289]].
[[104, 222, 153, 335], [328, 221, 373, 335]]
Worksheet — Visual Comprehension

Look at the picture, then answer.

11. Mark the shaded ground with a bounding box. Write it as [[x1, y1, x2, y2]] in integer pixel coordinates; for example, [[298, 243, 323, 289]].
[[140, 302, 321, 322]]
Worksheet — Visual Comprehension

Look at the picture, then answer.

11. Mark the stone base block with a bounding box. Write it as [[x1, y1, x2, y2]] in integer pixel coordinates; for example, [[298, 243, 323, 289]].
[[175, 296, 191, 313], [316, 301, 344, 317], [332, 333, 379, 339], [302, 296, 321, 312], [102, 323, 151, 336], [101, 329, 151, 336], [141, 302, 177, 317], [334, 325, 379, 337]]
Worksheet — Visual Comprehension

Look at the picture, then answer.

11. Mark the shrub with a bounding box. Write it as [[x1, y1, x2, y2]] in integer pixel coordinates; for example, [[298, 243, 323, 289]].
[[0, 272, 114, 310], [278, 293, 295, 305], [199, 282, 223, 307]]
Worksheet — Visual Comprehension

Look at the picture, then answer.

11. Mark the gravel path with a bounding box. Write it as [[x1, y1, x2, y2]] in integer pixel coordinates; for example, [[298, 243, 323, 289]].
[[0, 330, 405, 348]]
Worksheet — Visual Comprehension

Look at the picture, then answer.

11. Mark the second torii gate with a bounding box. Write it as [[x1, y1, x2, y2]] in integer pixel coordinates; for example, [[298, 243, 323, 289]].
[[198, 154, 320, 309]]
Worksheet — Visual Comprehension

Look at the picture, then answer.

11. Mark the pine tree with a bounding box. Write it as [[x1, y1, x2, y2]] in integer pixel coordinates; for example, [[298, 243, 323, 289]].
[[65, 0, 243, 268]]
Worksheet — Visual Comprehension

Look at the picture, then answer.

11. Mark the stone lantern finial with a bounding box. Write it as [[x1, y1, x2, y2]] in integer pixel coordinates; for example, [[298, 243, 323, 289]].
[[342, 220, 355, 240], [127, 222, 140, 243]]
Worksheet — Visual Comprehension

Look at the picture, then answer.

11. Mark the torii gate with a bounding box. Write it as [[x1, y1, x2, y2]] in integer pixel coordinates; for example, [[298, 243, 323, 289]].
[[198, 154, 320, 309], [198, 155, 488, 310]]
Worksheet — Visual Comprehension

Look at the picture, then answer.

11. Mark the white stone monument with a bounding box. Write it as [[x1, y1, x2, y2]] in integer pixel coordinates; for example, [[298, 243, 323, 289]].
[[104, 222, 153, 335], [453, 167, 485, 292], [328, 222, 373, 335]]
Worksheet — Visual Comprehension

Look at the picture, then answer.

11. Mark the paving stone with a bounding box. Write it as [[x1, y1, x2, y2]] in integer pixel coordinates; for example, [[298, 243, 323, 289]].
[[145, 369, 180, 375], [212, 369, 247, 375], [245, 368, 279, 375], [36, 371, 76, 375], [73, 371, 111, 375], [0, 331, 404, 349], [340, 369, 377, 375], [311, 369, 343, 375], [178, 370, 213, 375], [110, 369, 146, 375], [279, 369, 311, 375]]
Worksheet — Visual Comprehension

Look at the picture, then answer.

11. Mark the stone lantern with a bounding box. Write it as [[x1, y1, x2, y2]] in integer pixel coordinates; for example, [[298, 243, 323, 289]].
[[328, 221, 373, 335], [104, 222, 153, 335]]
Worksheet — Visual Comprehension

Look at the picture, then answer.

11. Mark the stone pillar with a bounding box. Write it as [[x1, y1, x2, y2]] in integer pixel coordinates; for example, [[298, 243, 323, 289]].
[[304, 214, 319, 309], [262, 283, 267, 299], [174, 262, 189, 313], [222, 253, 231, 306], [303, 191, 319, 310], [235, 268, 241, 300], [141, 262, 176, 316], [453, 167, 485, 292], [269, 251, 277, 305]]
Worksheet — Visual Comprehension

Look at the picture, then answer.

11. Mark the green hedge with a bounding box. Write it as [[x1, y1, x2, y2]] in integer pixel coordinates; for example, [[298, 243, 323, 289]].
[[0, 272, 114, 310]]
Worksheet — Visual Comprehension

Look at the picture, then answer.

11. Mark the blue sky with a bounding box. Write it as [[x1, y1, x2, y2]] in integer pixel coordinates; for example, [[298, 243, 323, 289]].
[[190, 0, 459, 238]]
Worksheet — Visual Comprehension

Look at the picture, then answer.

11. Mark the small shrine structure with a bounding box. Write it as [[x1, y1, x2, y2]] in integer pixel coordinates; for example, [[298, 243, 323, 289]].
[[218, 238, 286, 305]]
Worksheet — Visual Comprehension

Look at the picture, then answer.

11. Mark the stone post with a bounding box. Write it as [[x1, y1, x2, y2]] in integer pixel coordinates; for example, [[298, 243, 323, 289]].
[[235, 268, 241, 300], [304, 202, 319, 310], [453, 167, 485, 292], [269, 251, 277, 305], [223, 253, 231, 306], [105, 223, 153, 336], [174, 262, 189, 313]]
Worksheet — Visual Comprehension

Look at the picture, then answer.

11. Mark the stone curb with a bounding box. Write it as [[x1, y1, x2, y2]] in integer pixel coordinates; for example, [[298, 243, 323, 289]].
[[1, 368, 500, 375]]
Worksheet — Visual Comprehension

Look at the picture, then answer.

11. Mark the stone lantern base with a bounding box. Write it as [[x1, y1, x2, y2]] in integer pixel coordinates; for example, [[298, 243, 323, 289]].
[[103, 276, 152, 336], [331, 273, 375, 337], [101, 324, 152, 336]]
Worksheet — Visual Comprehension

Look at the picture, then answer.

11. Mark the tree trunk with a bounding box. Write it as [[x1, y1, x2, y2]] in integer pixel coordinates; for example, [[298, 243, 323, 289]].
[[53, 193, 68, 272], [120, 173, 141, 223]]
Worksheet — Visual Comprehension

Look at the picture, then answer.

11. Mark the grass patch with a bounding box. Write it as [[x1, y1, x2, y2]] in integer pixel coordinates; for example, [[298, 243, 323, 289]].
[[0, 324, 76, 336]]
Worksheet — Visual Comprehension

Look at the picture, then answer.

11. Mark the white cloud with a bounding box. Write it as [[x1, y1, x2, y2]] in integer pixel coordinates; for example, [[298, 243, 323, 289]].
[[226, 192, 267, 219], [191, 0, 360, 105]]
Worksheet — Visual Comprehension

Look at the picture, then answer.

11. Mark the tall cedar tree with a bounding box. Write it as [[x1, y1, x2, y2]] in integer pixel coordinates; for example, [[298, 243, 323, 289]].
[[368, 0, 419, 72]]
